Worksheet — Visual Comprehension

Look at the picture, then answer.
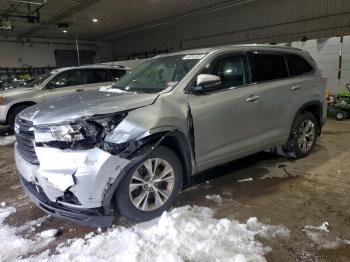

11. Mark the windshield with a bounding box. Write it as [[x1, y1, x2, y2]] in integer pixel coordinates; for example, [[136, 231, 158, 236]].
[[26, 71, 55, 88], [112, 54, 204, 93]]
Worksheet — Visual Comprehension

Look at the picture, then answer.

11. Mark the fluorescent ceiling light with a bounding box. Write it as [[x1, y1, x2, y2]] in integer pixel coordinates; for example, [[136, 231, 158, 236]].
[[92, 18, 98, 23]]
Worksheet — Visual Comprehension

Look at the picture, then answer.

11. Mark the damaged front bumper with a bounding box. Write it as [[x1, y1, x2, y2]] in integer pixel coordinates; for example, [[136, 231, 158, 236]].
[[14, 143, 130, 227]]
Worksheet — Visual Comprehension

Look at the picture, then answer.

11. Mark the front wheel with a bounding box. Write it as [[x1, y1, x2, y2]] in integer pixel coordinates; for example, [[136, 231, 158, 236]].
[[283, 112, 318, 159], [115, 146, 183, 222]]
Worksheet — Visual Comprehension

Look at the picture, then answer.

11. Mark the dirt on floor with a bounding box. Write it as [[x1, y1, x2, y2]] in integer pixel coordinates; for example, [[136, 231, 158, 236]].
[[0, 118, 350, 261]]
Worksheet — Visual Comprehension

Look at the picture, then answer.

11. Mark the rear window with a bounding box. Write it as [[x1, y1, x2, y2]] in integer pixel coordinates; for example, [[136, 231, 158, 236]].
[[248, 52, 288, 82], [286, 54, 314, 76]]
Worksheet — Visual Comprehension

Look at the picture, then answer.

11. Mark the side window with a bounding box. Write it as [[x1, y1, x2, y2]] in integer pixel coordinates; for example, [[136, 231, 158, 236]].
[[286, 54, 314, 76], [94, 69, 112, 83], [203, 55, 250, 90], [248, 52, 288, 82], [47, 70, 83, 88], [110, 69, 126, 80], [83, 69, 96, 84]]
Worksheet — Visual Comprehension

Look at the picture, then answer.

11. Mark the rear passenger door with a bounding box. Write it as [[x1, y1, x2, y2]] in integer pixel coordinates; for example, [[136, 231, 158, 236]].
[[246, 51, 294, 145]]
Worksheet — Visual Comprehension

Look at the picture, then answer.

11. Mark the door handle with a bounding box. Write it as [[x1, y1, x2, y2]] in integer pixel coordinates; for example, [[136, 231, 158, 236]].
[[291, 85, 302, 91], [76, 89, 85, 92], [245, 95, 260, 102]]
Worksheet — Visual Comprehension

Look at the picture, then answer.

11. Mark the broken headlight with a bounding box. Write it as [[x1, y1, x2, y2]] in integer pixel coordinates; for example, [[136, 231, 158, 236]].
[[34, 113, 128, 150], [34, 122, 100, 150]]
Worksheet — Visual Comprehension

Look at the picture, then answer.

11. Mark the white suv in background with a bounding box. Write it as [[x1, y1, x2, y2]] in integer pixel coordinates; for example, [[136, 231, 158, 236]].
[[0, 65, 128, 128]]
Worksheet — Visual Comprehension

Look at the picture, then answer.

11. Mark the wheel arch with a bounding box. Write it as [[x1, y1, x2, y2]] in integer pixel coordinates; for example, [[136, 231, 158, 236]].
[[292, 100, 324, 135], [102, 129, 194, 210], [6, 101, 36, 124]]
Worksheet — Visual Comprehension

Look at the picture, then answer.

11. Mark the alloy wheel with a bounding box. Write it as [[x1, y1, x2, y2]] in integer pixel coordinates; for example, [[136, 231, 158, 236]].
[[297, 119, 316, 153], [129, 158, 175, 211]]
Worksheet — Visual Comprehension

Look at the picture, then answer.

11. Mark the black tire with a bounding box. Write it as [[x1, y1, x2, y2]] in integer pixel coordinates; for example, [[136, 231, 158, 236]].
[[282, 112, 318, 159], [8, 105, 29, 129], [335, 111, 347, 121], [115, 146, 183, 222]]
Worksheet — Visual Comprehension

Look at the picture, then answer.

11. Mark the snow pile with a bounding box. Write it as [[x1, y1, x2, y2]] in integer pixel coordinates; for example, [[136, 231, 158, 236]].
[[40, 229, 58, 239], [37, 206, 289, 262], [0, 136, 16, 146], [205, 194, 223, 204], [0, 206, 290, 261], [303, 222, 350, 249]]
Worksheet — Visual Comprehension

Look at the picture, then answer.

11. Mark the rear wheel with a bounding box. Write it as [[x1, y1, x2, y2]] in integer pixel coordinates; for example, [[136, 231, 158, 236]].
[[335, 110, 347, 121], [283, 112, 318, 159], [115, 146, 183, 222]]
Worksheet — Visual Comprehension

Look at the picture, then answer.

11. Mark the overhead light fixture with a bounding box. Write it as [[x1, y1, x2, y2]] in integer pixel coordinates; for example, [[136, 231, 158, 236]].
[[62, 29, 68, 33], [92, 18, 98, 23]]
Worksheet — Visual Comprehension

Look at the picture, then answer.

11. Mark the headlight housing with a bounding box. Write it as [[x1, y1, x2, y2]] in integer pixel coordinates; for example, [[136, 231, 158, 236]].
[[35, 122, 100, 150], [34, 113, 127, 150]]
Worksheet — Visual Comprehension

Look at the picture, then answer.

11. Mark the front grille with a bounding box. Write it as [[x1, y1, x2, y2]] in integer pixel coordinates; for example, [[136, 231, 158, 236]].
[[15, 117, 39, 165]]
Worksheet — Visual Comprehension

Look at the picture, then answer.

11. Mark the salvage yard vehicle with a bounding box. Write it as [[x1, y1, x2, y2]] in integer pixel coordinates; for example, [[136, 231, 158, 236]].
[[14, 45, 327, 227], [0, 65, 128, 129]]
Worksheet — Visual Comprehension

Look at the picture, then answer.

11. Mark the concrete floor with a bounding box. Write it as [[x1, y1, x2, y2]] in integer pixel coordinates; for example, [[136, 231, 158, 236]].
[[0, 118, 349, 261]]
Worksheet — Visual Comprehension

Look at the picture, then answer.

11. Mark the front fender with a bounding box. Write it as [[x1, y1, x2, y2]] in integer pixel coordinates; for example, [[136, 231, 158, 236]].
[[101, 129, 194, 209]]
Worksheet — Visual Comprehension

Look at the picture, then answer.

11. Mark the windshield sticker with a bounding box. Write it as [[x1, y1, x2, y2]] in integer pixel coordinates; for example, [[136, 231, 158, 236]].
[[182, 54, 206, 60]]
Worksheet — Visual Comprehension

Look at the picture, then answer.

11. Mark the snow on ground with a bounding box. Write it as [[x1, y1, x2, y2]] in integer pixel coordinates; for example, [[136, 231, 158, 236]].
[[0, 136, 16, 146], [0, 207, 53, 261], [0, 206, 290, 262], [205, 194, 223, 204], [40, 229, 59, 239], [303, 222, 350, 249]]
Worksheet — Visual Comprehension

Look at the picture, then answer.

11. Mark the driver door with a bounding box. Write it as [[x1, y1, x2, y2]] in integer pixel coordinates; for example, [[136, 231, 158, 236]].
[[187, 53, 265, 172]]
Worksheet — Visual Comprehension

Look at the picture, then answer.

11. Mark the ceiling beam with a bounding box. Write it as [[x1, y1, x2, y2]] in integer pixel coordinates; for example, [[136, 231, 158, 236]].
[[101, 0, 254, 40], [18, 0, 102, 38]]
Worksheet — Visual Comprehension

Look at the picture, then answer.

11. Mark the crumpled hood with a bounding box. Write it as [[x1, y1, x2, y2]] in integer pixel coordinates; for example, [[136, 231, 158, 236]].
[[19, 89, 159, 125]]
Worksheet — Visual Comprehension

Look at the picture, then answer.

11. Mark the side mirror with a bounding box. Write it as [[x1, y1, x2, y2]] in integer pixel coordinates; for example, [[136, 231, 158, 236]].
[[188, 74, 222, 94]]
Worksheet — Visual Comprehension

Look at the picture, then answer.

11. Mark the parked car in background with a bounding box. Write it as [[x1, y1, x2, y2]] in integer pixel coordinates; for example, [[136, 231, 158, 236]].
[[0, 65, 128, 128], [14, 45, 327, 227]]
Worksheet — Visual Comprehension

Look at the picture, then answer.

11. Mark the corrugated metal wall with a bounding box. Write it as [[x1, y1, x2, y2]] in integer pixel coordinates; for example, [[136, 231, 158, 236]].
[[112, 0, 350, 56], [111, 0, 350, 93]]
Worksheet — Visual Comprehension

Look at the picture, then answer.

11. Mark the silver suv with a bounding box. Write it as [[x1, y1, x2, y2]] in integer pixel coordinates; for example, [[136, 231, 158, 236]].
[[14, 45, 327, 227], [0, 65, 127, 128]]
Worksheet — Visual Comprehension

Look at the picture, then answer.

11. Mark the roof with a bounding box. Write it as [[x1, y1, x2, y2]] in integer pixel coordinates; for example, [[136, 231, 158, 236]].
[[156, 44, 303, 58], [56, 64, 128, 72]]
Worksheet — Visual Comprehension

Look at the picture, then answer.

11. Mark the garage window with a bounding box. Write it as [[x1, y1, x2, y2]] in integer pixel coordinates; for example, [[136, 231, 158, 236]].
[[286, 54, 314, 76], [248, 52, 289, 83]]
